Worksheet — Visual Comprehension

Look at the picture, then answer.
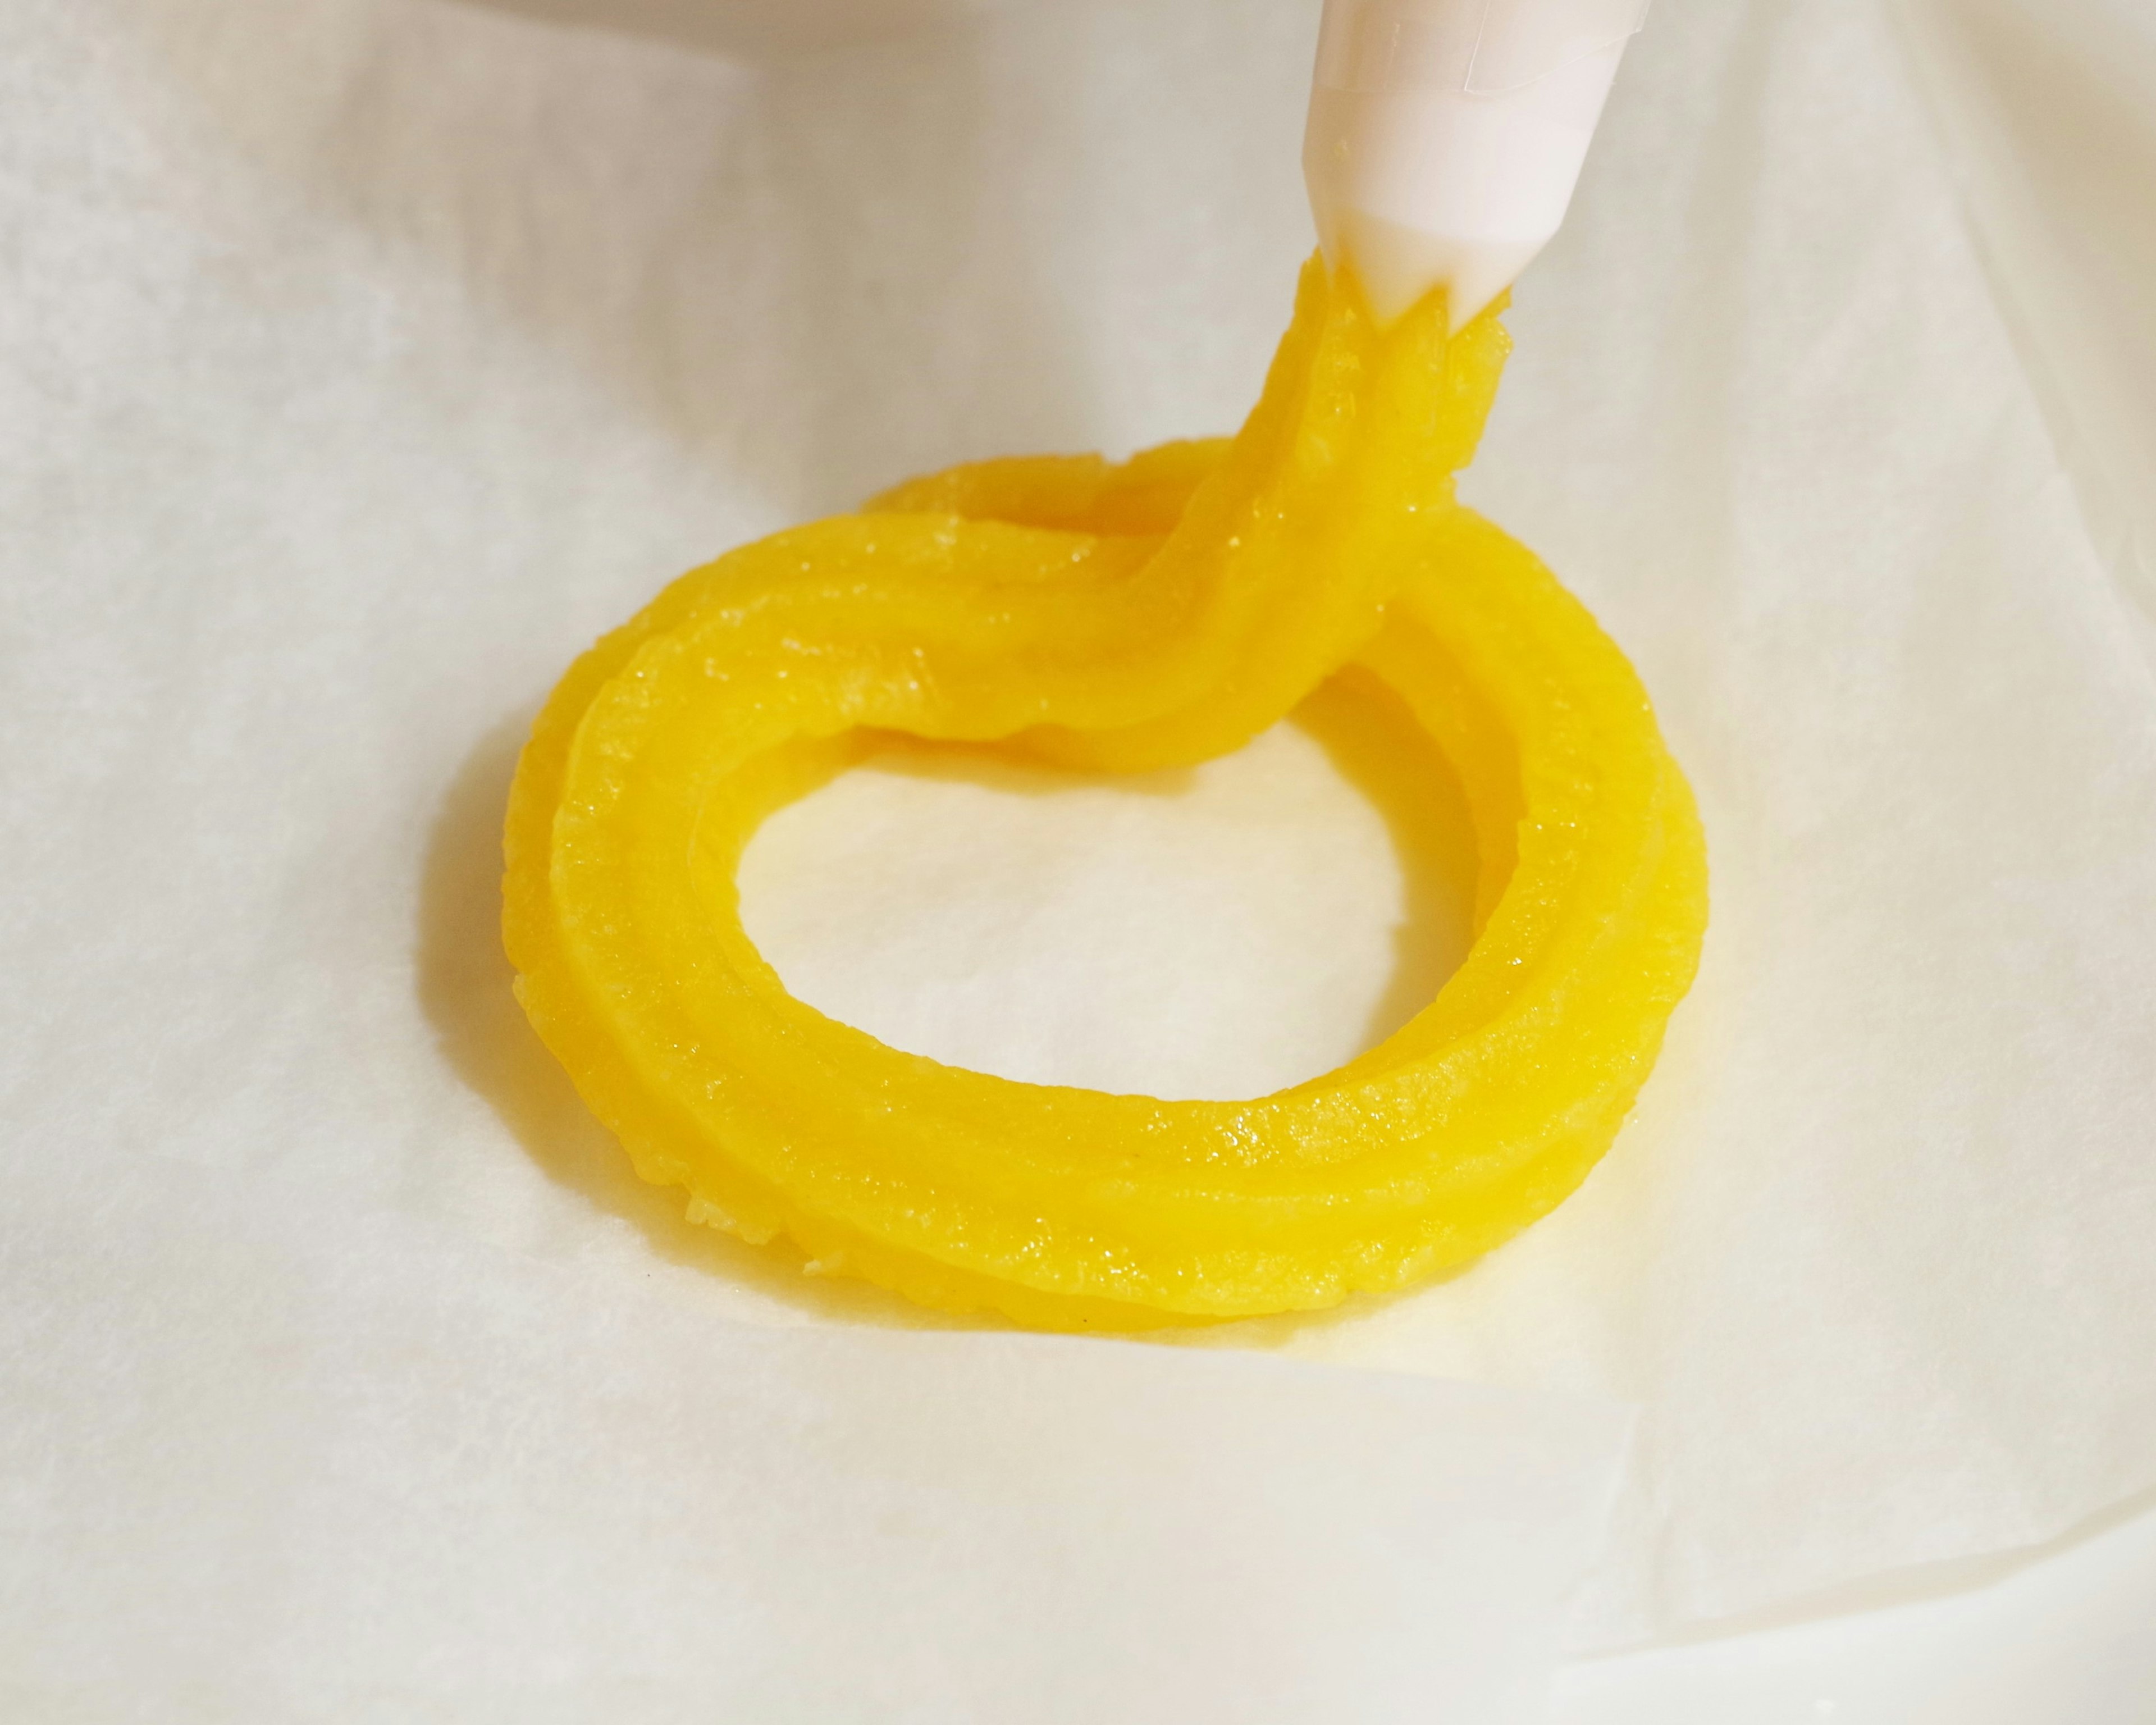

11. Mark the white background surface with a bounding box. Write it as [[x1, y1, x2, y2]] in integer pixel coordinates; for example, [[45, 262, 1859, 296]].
[[7, 0, 2156, 1717], [1561, 0, 2156, 1713], [1554, 1498, 2156, 1721]]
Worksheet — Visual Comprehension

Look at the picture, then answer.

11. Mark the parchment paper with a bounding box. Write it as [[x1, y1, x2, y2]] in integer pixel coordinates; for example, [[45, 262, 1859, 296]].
[[0, 2, 1639, 1715], [4, 0, 2154, 1694]]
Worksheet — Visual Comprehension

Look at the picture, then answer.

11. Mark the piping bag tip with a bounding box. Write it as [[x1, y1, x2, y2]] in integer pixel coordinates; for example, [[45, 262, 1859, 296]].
[[1303, 0, 1648, 331], [1314, 213, 1545, 334]]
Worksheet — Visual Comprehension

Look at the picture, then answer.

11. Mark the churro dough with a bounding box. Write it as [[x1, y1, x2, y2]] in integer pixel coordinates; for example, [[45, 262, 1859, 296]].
[[503, 258, 1707, 1328]]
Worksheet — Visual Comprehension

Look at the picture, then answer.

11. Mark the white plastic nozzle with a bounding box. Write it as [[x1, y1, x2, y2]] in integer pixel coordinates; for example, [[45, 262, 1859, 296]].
[[1303, 0, 1648, 330]]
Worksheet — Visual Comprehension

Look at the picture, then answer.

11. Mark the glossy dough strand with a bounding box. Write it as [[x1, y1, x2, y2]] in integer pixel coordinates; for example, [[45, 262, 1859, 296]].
[[503, 258, 1709, 1329]]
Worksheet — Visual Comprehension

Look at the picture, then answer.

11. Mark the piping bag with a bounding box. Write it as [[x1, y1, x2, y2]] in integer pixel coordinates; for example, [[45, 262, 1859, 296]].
[[1304, 0, 1651, 325]]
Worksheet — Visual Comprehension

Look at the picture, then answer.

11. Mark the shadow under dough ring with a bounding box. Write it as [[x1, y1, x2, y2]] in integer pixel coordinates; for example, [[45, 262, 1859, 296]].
[[503, 257, 1709, 1330]]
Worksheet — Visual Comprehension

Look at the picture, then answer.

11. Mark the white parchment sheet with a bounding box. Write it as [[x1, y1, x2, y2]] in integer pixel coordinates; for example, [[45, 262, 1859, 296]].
[[4, 0, 2154, 1704]]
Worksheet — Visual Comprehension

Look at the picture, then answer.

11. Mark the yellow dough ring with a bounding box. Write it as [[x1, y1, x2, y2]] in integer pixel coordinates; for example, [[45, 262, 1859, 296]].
[[504, 258, 1708, 1330]]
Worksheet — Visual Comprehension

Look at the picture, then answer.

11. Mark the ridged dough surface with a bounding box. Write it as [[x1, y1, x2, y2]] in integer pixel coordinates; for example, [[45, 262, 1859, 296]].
[[503, 258, 1708, 1329]]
